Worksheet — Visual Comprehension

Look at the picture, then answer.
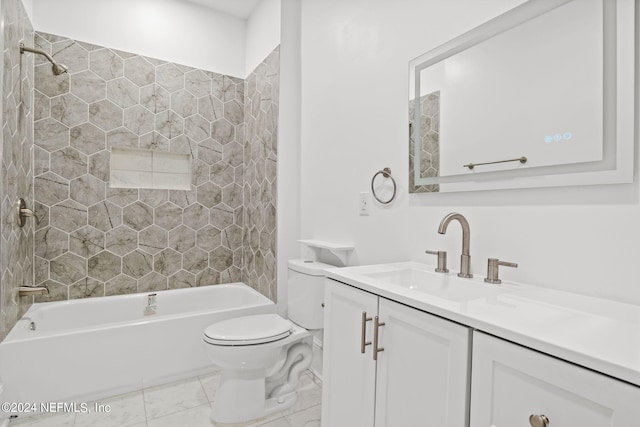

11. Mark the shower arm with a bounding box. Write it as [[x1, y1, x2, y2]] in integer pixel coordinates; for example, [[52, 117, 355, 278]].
[[19, 43, 68, 75], [19, 43, 56, 64]]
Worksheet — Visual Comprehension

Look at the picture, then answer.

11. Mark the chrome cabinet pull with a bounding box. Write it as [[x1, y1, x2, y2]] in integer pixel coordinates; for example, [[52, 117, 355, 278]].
[[360, 311, 372, 354], [529, 414, 549, 427], [373, 316, 385, 361]]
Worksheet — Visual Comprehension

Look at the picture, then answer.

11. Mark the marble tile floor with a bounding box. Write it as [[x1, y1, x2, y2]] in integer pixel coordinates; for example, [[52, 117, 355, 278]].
[[9, 370, 321, 427]]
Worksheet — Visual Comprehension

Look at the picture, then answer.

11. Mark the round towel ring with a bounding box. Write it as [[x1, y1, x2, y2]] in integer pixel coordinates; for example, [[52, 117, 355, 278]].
[[371, 167, 397, 204]]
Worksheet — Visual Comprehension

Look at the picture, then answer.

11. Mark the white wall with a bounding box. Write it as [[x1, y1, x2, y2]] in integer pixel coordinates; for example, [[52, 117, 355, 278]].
[[20, 0, 33, 21], [276, 0, 301, 315], [246, 0, 281, 76], [298, 0, 640, 305], [31, 0, 282, 78], [31, 0, 247, 77]]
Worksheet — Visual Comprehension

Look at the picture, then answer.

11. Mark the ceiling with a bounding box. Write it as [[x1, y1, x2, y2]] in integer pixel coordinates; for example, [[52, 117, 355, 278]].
[[185, 0, 262, 19]]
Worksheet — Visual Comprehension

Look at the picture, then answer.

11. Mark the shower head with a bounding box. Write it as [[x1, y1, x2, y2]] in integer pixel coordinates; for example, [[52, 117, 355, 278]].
[[19, 43, 68, 75], [51, 62, 69, 76]]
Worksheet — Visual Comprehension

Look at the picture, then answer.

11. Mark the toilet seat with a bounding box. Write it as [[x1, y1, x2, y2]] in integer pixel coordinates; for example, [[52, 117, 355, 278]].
[[203, 314, 293, 346]]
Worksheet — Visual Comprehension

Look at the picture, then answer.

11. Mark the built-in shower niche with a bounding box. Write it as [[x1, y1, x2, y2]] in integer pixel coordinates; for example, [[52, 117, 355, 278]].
[[110, 148, 191, 190]]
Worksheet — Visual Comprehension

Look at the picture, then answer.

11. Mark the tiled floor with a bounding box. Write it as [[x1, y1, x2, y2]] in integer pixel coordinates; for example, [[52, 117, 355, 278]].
[[9, 370, 322, 427]]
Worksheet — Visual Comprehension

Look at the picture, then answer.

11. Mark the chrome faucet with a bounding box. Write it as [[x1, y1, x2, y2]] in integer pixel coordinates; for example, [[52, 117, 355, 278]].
[[18, 285, 49, 297], [437, 212, 472, 278], [16, 198, 40, 228]]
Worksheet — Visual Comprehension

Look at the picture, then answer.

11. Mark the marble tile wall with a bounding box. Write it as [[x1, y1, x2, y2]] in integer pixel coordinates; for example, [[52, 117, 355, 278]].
[[409, 91, 440, 193], [0, 0, 35, 340], [242, 48, 279, 300], [32, 32, 273, 301]]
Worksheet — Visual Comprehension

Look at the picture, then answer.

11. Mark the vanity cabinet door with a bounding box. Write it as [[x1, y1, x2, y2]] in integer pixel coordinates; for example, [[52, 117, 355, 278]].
[[470, 331, 640, 427], [374, 298, 471, 427], [321, 280, 378, 427]]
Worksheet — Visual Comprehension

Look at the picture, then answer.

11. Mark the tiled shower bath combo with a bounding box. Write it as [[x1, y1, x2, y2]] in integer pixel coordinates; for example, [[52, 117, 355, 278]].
[[31, 33, 279, 307]]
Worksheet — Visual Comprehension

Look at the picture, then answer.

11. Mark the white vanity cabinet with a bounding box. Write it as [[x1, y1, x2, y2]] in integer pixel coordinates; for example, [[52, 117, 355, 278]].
[[321, 279, 471, 427], [470, 332, 640, 427]]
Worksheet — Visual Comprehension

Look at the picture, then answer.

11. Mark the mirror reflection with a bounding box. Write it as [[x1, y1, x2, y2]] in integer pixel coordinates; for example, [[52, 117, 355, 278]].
[[409, 91, 440, 192], [409, 0, 624, 193]]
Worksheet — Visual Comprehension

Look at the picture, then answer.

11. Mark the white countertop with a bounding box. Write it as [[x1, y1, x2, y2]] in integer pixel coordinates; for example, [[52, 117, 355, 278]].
[[325, 262, 640, 387]]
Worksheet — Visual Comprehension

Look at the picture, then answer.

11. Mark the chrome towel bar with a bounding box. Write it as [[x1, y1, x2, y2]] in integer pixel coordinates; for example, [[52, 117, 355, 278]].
[[463, 156, 527, 170]]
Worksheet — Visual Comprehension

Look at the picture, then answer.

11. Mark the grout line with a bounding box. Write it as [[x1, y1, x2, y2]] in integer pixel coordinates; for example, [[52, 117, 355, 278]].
[[141, 387, 149, 425], [196, 374, 210, 407]]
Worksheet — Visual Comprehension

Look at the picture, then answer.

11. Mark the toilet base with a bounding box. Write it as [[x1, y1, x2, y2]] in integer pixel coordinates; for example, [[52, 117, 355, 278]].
[[210, 369, 298, 424], [204, 323, 313, 424]]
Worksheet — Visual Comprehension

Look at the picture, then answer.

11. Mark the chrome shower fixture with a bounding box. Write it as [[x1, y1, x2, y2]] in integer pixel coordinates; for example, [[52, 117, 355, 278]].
[[19, 43, 68, 75]]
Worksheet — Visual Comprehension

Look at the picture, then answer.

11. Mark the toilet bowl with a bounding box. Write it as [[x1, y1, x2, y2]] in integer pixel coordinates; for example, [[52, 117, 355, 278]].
[[202, 259, 333, 424]]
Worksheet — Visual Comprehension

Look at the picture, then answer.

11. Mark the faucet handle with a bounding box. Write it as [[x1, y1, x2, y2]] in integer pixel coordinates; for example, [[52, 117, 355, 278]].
[[484, 258, 518, 284], [425, 250, 449, 273], [16, 198, 40, 227]]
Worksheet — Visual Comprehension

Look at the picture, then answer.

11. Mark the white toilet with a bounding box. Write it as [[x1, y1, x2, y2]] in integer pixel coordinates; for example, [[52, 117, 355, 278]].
[[202, 259, 332, 424]]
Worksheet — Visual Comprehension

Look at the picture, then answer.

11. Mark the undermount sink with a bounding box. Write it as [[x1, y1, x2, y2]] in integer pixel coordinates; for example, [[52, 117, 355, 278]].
[[363, 267, 511, 302]]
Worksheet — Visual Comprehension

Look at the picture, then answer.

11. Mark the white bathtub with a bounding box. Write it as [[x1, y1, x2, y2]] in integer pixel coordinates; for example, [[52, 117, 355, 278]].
[[0, 283, 275, 405]]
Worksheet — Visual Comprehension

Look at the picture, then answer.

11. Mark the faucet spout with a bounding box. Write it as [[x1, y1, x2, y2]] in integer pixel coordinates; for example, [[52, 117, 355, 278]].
[[18, 285, 49, 297], [438, 212, 472, 278]]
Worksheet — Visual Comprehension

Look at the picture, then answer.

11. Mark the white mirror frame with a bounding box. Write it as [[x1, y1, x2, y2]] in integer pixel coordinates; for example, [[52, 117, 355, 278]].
[[409, 0, 635, 192]]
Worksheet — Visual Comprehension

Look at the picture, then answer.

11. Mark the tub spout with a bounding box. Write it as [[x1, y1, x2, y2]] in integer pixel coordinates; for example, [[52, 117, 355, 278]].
[[18, 286, 49, 297]]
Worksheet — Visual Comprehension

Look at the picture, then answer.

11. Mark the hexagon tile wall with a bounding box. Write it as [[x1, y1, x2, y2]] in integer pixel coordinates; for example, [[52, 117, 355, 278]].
[[0, 0, 35, 339], [32, 31, 279, 302]]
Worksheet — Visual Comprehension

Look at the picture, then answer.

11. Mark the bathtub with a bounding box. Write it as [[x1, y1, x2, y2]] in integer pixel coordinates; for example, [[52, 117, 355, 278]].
[[0, 283, 275, 406]]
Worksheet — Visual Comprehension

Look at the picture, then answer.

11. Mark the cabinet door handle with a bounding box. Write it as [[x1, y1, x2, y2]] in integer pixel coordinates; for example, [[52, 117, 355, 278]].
[[361, 311, 372, 353], [529, 414, 549, 427], [373, 316, 385, 361]]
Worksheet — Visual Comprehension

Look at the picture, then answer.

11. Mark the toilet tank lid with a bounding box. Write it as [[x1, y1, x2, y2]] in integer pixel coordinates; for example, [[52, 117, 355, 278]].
[[288, 259, 336, 276]]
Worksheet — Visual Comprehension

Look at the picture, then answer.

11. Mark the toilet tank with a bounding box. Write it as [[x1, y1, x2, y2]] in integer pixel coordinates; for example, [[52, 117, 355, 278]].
[[287, 259, 335, 329]]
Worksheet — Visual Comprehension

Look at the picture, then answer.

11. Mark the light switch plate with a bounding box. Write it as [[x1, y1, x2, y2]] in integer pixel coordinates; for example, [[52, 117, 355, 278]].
[[359, 192, 370, 216]]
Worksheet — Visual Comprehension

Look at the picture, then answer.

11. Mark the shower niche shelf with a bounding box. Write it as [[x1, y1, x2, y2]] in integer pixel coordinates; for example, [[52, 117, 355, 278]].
[[110, 147, 191, 190]]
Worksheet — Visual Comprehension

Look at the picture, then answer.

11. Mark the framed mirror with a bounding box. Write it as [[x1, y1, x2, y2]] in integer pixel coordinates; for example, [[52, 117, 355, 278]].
[[409, 0, 635, 193]]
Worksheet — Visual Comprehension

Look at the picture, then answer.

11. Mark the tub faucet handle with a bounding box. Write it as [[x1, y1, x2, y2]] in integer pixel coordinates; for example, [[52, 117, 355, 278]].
[[484, 258, 517, 284], [425, 250, 449, 273], [16, 198, 40, 227]]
